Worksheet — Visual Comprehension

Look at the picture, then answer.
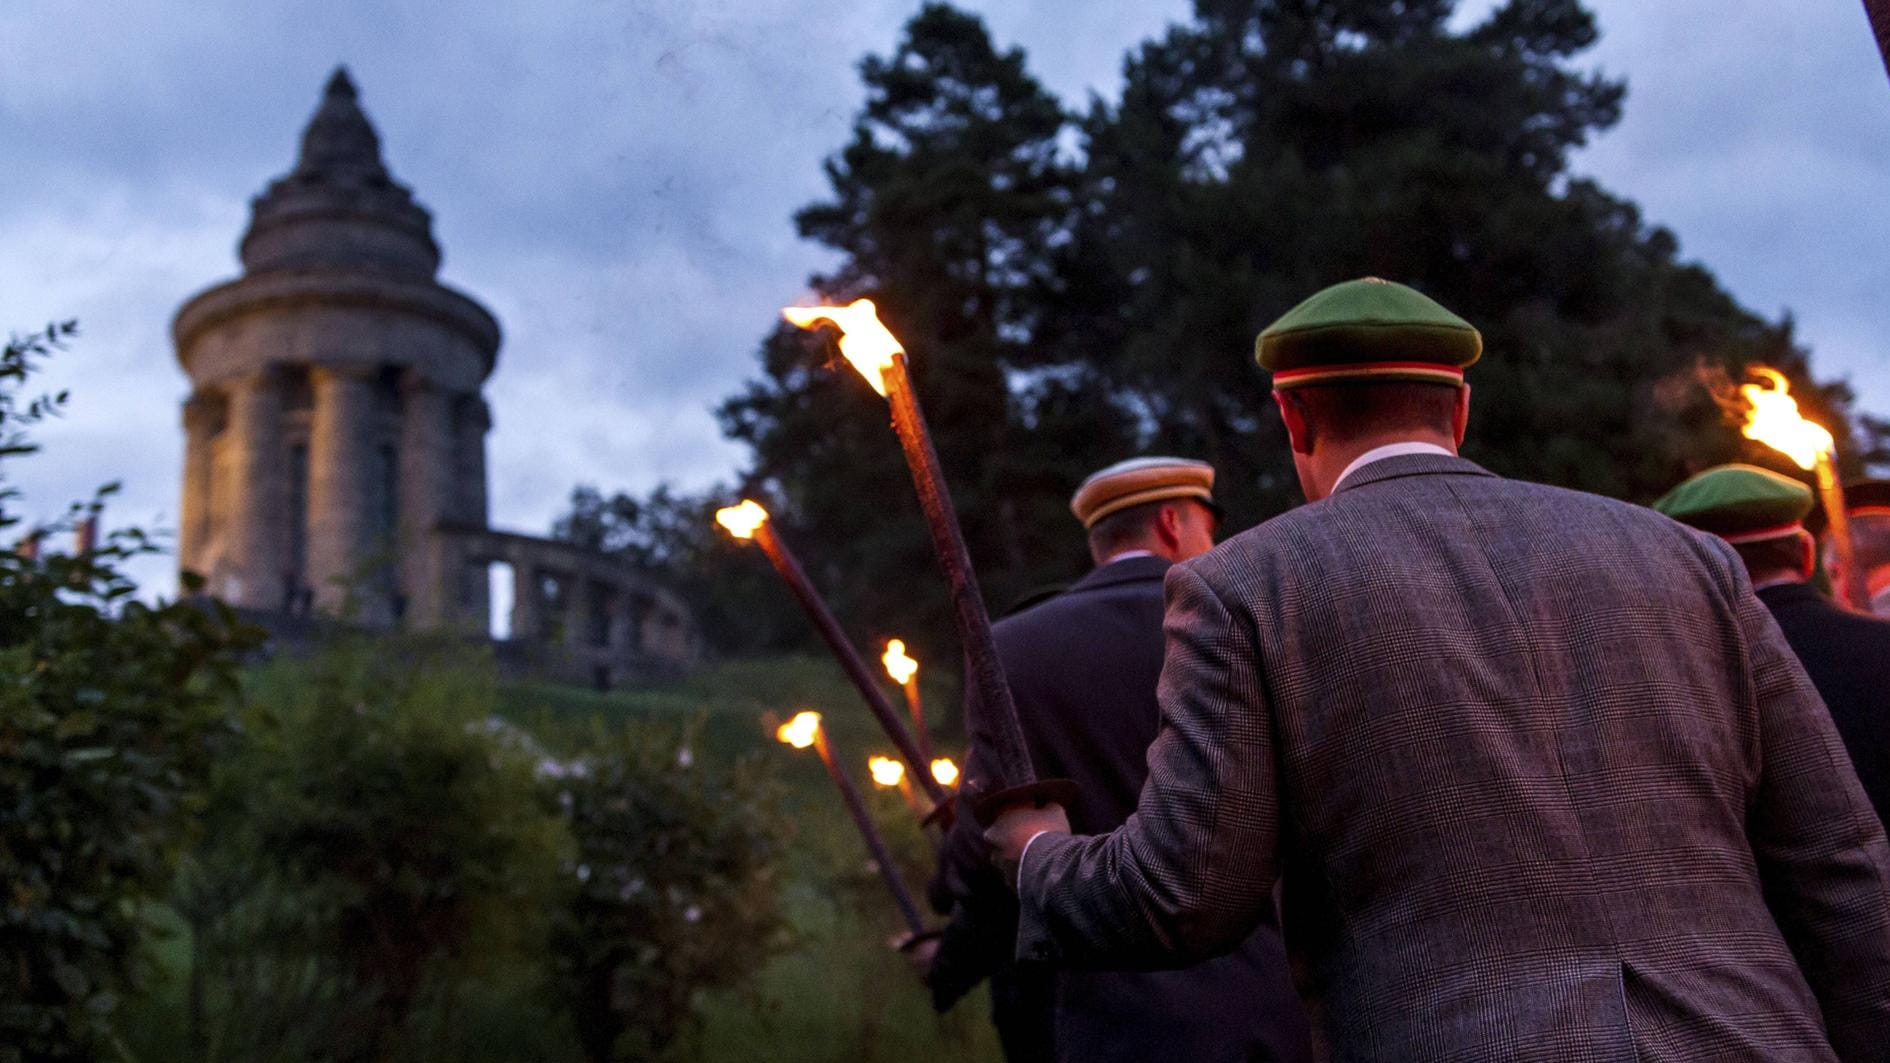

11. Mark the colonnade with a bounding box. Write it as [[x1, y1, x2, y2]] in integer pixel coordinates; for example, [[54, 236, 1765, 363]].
[[178, 363, 487, 626]]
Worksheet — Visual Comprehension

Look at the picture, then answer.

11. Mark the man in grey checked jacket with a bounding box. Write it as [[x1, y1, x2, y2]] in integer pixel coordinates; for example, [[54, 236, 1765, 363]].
[[985, 278, 1890, 1061]]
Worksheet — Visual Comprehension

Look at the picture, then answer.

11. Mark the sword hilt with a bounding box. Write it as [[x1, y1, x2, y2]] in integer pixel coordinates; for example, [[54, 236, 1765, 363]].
[[971, 778, 1079, 827]]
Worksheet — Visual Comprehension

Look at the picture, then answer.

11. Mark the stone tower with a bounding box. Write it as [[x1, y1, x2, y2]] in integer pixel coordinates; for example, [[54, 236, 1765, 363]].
[[175, 67, 496, 628], [174, 69, 699, 684]]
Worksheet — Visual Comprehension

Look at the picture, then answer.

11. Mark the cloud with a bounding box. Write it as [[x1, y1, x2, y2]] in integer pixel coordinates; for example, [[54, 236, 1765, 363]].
[[1574, 0, 1890, 412], [1, 0, 1885, 602]]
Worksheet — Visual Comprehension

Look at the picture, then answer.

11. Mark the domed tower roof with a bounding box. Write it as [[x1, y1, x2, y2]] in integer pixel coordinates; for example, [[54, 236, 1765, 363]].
[[295, 67, 390, 180], [238, 66, 442, 278], [174, 67, 499, 383]]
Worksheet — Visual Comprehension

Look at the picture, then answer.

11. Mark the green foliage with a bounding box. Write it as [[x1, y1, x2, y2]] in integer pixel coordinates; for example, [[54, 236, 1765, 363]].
[[498, 659, 994, 1062], [139, 643, 796, 1063], [546, 722, 787, 1061], [0, 323, 259, 1061], [172, 637, 565, 1061]]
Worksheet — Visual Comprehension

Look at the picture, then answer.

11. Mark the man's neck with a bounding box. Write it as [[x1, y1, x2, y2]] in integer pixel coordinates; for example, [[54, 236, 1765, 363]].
[[1310, 433, 1457, 500], [1750, 571, 1809, 593]]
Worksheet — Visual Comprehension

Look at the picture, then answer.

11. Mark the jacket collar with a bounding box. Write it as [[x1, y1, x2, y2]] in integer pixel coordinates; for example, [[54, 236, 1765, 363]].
[[1756, 580, 1828, 611], [1330, 452, 1497, 496], [1069, 554, 1171, 593]]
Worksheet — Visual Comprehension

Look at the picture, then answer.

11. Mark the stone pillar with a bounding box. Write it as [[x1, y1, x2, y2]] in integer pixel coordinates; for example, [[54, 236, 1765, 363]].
[[178, 390, 218, 587], [307, 365, 378, 618], [510, 561, 539, 642], [222, 372, 288, 609], [461, 397, 491, 527], [606, 585, 631, 655], [399, 372, 453, 628]]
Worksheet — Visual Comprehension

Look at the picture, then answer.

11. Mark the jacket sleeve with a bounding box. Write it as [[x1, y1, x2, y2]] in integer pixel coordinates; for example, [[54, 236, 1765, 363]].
[[1731, 551, 1890, 1058], [1014, 560, 1281, 969]]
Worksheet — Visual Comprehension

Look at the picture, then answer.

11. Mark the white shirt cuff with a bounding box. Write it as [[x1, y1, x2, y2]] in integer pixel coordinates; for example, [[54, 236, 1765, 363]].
[[1017, 829, 1054, 892]]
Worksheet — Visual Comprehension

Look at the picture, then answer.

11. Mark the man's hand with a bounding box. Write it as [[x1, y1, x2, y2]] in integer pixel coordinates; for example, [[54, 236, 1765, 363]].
[[890, 932, 942, 985], [983, 802, 1071, 894]]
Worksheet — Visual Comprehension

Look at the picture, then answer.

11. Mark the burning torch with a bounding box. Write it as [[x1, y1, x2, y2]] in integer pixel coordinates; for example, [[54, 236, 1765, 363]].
[[881, 638, 934, 763], [783, 299, 1075, 823], [1738, 368, 1872, 611], [777, 712, 929, 938], [869, 754, 927, 817], [929, 756, 959, 789], [715, 500, 949, 810]]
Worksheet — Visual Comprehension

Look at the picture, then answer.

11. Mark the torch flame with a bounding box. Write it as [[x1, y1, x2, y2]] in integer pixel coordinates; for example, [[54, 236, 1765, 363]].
[[867, 755, 905, 787], [781, 298, 904, 397], [930, 758, 960, 787], [776, 710, 822, 750], [1740, 368, 1834, 472], [715, 499, 769, 540], [882, 638, 919, 686]]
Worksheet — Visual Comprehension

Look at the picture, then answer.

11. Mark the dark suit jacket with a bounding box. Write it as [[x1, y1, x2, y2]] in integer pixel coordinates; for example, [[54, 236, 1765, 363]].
[[1018, 455, 1890, 1062], [1759, 581, 1890, 828], [935, 556, 1310, 1063]]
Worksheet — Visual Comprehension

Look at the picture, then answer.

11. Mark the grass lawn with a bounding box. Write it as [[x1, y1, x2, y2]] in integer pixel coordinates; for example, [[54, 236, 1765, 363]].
[[116, 654, 1002, 1061], [500, 655, 1004, 1062]]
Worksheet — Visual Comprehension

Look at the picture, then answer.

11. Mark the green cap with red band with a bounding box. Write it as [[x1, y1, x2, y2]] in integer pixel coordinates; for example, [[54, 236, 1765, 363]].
[[1653, 464, 1813, 544], [1256, 278, 1482, 389]]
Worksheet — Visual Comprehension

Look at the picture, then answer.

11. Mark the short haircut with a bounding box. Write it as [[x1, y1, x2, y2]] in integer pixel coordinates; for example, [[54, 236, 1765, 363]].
[[1736, 536, 1809, 582], [1088, 499, 1170, 557], [1283, 380, 1461, 444]]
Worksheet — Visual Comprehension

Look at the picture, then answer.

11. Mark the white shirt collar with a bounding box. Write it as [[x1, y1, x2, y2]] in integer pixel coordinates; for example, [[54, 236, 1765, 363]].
[[1751, 575, 1807, 593], [1332, 441, 1456, 493], [1099, 549, 1158, 567]]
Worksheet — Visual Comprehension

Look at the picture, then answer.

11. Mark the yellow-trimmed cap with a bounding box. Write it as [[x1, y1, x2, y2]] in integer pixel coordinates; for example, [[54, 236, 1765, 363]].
[[1071, 457, 1215, 529]]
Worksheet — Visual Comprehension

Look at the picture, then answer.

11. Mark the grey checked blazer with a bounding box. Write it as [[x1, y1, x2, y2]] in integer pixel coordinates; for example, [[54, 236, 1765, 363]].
[[1016, 454, 1890, 1062]]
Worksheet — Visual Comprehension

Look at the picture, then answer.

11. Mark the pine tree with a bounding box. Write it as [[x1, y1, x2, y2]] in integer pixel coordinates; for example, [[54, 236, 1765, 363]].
[[717, 2, 1121, 653], [1046, 0, 1879, 524]]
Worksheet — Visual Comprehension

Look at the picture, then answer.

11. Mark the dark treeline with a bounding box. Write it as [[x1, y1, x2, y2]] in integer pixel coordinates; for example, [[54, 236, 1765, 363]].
[[558, 0, 1890, 661]]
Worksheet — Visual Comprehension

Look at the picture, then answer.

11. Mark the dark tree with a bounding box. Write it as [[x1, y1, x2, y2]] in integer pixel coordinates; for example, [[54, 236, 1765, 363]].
[[0, 324, 258, 1060], [550, 483, 812, 655], [569, 0, 1884, 658], [1047, 0, 1879, 525], [716, 2, 1128, 655]]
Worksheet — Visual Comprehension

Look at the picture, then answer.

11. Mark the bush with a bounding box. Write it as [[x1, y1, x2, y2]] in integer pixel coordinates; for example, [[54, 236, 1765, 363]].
[[173, 635, 564, 1062], [0, 323, 259, 1061], [546, 721, 788, 1062]]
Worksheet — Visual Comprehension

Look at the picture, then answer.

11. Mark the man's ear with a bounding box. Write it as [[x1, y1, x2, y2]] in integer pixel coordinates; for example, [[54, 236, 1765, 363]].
[[1452, 383, 1471, 447], [1155, 504, 1184, 552], [1274, 390, 1314, 456]]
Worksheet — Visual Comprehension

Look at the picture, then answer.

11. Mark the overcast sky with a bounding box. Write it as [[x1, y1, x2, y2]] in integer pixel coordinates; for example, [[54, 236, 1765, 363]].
[[4, 0, 1888, 596]]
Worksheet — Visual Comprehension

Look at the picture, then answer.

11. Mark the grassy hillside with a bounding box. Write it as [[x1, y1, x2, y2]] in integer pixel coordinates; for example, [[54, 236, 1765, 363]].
[[116, 654, 1001, 1062], [499, 656, 1003, 1062]]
